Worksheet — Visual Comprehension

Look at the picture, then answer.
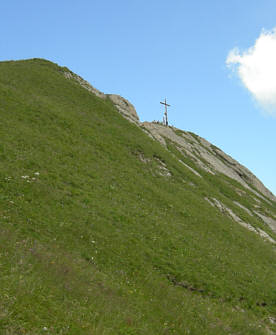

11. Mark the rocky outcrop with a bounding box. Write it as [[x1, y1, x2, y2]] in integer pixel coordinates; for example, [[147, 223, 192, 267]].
[[142, 122, 276, 203], [254, 212, 276, 233], [107, 94, 139, 125], [63, 70, 139, 126]]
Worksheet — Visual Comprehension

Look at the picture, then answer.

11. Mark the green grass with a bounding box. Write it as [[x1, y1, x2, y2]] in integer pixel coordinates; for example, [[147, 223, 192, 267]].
[[0, 58, 275, 334]]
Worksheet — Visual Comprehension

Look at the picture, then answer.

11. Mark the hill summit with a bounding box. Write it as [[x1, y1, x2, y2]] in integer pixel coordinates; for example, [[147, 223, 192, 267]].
[[0, 58, 275, 335]]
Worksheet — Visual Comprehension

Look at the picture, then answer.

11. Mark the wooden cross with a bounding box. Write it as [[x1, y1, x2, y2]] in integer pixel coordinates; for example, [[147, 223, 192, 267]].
[[160, 98, 170, 126]]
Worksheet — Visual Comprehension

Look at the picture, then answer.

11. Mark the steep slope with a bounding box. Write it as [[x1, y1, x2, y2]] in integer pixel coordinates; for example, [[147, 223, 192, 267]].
[[141, 123, 276, 238], [0, 58, 276, 335]]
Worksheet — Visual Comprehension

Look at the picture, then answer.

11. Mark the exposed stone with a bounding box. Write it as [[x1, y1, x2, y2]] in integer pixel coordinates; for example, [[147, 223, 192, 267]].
[[205, 198, 276, 244], [138, 152, 151, 164], [233, 201, 253, 216], [141, 123, 276, 203], [268, 317, 276, 325], [142, 122, 167, 146], [107, 94, 139, 125], [63, 71, 140, 126], [138, 153, 171, 177], [235, 188, 247, 197], [195, 136, 275, 203], [142, 123, 215, 174], [254, 212, 276, 233], [179, 160, 202, 178], [254, 197, 261, 204], [63, 71, 105, 99], [154, 158, 171, 177], [204, 197, 215, 207]]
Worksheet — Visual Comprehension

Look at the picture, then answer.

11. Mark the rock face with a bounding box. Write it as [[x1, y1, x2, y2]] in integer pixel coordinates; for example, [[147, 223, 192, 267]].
[[254, 212, 276, 233], [142, 122, 276, 203], [63, 70, 139, 125], [107, 94, 139, 125]]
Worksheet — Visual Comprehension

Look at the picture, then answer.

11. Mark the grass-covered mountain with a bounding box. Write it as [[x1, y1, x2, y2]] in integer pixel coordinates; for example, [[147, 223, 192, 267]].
[[0, 58, 276, 335]]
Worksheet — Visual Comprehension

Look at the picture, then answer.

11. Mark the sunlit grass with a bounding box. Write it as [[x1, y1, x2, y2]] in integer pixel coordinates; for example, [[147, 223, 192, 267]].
[[0, 58, 275, 334]]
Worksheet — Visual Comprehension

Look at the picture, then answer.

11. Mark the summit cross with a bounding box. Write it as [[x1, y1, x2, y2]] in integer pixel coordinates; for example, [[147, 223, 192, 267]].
[[160, 98, 170, 126]]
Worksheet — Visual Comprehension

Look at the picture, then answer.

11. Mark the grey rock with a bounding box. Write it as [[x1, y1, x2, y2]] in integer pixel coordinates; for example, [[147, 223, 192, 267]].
[[141, 123, 276, 203], [233, 201, 253, 216], [63, 71, 140, 126], [254, 212, 276, 233], [107, 94, 139, 125], [179, 160, 202, 178]]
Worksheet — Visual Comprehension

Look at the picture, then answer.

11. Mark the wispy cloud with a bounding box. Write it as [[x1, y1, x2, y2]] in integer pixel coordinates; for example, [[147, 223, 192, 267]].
[[226, 28, 276, 116]]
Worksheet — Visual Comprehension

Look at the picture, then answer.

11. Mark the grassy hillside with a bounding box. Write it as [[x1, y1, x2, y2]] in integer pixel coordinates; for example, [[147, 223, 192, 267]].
[[0, 58, 275, 334]]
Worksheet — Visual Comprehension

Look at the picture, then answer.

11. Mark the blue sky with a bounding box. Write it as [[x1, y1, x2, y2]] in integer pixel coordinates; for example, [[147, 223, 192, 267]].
[[1, 1, 275, 195]]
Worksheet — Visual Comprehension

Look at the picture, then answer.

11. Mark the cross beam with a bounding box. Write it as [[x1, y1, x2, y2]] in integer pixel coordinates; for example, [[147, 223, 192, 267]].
[[160, 98, 170, 126]]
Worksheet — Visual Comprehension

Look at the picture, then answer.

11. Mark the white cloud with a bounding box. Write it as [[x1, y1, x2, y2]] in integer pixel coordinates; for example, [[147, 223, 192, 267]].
[[226, 28, 276, 116]]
